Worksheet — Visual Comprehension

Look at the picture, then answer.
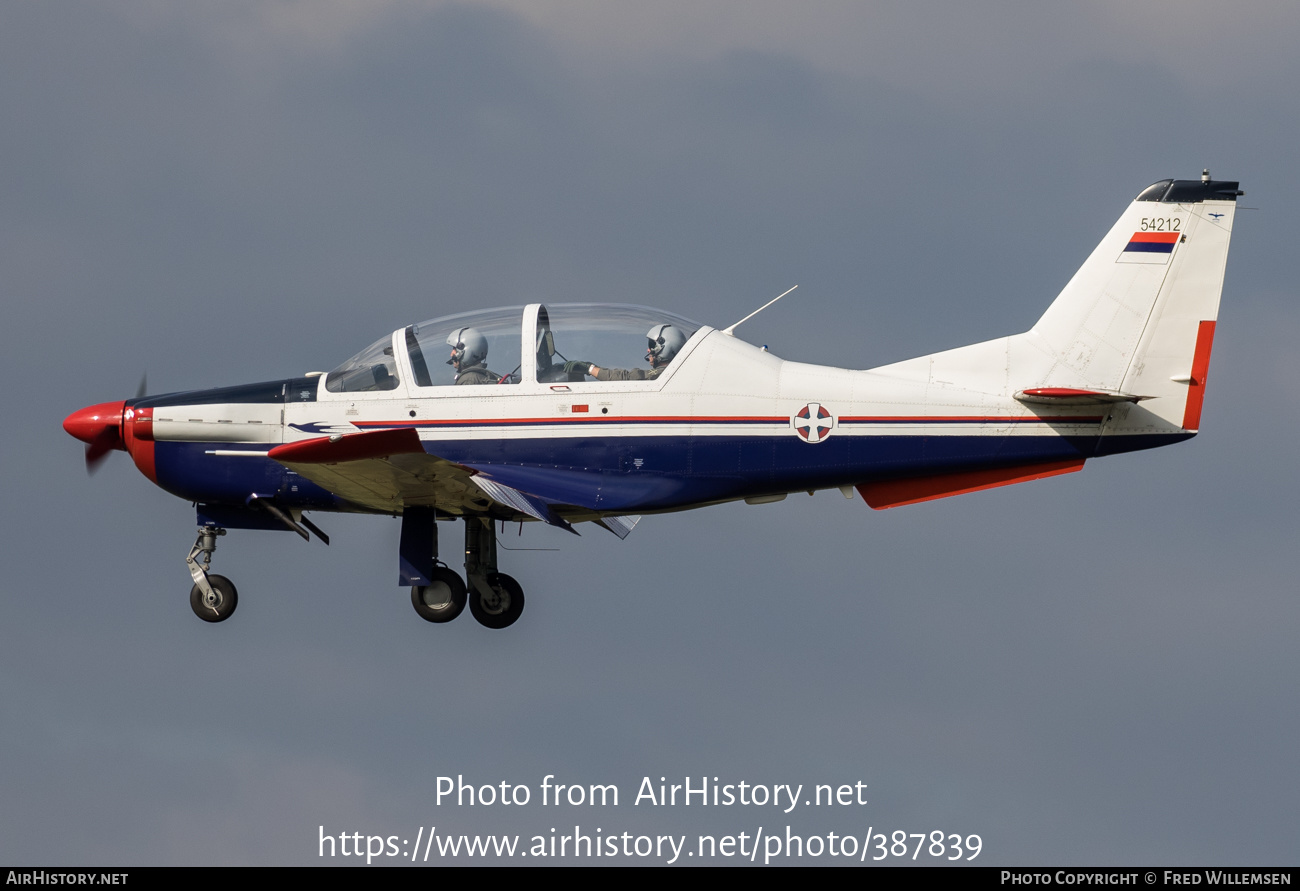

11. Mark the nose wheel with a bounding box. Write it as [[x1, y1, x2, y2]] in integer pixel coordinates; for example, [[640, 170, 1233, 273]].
[[190, 574, 238, 622]]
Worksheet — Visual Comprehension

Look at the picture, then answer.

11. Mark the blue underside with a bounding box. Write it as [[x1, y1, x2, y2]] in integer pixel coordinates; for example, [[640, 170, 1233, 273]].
[[155, 430, 1192, 520]]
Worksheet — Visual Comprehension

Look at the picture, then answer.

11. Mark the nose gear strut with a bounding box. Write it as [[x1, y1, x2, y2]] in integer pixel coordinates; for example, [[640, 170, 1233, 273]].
[[186, 525, 238, 622]]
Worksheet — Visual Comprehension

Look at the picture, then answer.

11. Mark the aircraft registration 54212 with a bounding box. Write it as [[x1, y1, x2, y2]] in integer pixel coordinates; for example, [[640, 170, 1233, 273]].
[[64, 173, 1242, 628]]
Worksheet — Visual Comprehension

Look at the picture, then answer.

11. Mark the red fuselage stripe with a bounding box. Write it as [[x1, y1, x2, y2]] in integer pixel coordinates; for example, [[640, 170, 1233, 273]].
[[837, 415, 1101, 424], [351, 414, 1102, 429]]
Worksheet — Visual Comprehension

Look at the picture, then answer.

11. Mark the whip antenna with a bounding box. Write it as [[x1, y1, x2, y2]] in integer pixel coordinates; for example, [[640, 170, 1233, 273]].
[[723, 285, 798, 335]]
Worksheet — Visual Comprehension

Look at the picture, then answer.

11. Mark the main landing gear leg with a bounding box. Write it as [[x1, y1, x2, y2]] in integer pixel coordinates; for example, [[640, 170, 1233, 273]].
[[464, 518, 525, 629], [403, 507, 466, 623], [187, 525, 238, 622]]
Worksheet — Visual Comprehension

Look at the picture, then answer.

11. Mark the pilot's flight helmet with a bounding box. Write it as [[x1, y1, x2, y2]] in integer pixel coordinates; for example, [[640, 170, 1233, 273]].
[[446, 327, 488, 368], [646, 324, 687, 366]]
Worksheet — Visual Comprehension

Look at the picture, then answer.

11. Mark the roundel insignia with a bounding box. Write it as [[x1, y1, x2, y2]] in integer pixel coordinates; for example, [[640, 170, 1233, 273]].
[[792, 402, 834, 443]]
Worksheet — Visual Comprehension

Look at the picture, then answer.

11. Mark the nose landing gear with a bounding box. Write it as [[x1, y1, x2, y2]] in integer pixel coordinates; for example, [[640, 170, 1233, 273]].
[[186, 525, 238, 622]]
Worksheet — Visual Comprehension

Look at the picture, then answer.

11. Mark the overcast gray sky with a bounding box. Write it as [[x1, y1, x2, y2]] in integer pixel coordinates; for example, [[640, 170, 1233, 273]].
[[3, 0, 1298, 865]]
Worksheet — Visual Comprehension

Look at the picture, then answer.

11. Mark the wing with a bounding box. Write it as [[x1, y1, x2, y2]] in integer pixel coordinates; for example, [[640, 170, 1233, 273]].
[[268, 428, 589, 532]]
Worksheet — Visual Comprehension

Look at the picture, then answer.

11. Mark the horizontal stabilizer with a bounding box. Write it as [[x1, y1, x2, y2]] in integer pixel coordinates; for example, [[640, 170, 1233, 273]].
[[857, 459, 1085, 509], [1014, 388, 1144, 406]]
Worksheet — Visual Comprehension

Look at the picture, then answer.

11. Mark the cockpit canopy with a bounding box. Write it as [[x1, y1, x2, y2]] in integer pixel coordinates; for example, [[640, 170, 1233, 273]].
[[326, 304, 702, 393]]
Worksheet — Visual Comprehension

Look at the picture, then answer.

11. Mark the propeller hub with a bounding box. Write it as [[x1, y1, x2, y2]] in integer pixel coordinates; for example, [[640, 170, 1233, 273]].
[[63, 401, 126, 445]]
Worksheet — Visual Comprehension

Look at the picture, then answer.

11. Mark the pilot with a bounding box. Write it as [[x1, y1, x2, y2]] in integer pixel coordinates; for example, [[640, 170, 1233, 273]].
[[447, 327, 499, 385], [565, 324, 687, 382]]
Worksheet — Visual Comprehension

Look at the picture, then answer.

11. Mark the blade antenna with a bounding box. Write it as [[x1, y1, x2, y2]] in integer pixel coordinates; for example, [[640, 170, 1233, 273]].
[[722, 285, 798, 336]]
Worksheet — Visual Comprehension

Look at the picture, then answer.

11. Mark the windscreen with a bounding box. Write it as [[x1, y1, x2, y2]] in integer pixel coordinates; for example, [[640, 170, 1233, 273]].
[[325, 333, 400, 393]]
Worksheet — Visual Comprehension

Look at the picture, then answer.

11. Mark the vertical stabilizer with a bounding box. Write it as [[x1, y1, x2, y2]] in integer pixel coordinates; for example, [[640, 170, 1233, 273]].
[[1027, 175, 1239, 431], [867, 176, 1240, 429]]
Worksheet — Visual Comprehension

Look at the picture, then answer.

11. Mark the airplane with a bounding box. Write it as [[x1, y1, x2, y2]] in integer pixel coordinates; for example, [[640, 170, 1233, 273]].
[[63, 172, 1242, 628]]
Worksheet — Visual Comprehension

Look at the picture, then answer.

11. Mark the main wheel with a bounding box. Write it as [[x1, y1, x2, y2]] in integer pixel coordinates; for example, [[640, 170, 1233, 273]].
[[411, 566, 467, 623], [468, 572, 525, 629], [189, 574, 238, 623]]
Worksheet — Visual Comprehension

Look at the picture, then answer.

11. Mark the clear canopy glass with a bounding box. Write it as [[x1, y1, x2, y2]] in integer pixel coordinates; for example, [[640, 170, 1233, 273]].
[[406, 307, 525, 387], [327, 304, 703, 392], [533, 304, 699, 383]]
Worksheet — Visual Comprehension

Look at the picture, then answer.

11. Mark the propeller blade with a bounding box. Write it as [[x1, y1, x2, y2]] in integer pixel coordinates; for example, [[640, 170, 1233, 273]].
[[136, 373, 148, 400], [85, 428, 120, 474]]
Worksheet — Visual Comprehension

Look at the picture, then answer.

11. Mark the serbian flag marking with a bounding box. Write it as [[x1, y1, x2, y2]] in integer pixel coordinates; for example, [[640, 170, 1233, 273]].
[[1117, 231, 1179, 265]]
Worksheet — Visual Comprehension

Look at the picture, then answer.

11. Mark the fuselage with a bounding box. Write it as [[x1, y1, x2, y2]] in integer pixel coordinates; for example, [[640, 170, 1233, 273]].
[[65, 313, 1188, 523]]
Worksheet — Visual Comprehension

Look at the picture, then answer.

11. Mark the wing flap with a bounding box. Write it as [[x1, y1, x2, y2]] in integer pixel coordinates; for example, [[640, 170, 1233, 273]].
[[470, 475, 577, 533], [595, 515, 641, 539]]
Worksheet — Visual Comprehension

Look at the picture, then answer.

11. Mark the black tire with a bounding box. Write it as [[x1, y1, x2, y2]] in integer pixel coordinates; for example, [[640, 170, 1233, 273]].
[[468, 572, 525, 629], [411, 566, 467, 623], [189, 574, 238, 623]]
